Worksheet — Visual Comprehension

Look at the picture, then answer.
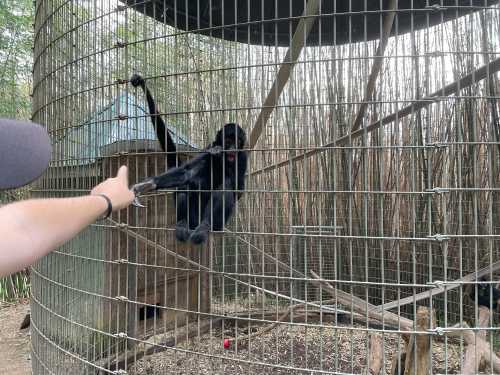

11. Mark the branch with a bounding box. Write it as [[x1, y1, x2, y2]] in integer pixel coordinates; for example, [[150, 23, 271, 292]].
[[100, 318, 224, 372], [377, 260, 500, 312], [248, 0, 320, 148], [447, 309, 500, 374], [352, 0, 397, 132], [309, 270, 413, 331]]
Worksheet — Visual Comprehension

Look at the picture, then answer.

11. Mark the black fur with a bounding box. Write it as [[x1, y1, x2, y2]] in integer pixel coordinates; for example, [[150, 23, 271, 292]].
[[466, 277, 500, 310], [130, 74, 177, 168], [131, 74, 247, 244]]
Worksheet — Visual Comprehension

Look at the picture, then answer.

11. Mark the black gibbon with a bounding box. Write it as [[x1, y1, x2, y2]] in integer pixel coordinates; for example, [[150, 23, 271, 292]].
[[130, 74, 247, 245], [466, 277, 500, 310]]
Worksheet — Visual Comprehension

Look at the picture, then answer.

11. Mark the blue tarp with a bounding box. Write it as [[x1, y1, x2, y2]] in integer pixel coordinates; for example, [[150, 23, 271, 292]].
[[54, 92, 196, 165]]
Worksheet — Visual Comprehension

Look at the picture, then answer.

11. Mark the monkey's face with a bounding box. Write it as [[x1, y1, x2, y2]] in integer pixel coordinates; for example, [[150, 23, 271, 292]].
[[217, 123, 246, 163]]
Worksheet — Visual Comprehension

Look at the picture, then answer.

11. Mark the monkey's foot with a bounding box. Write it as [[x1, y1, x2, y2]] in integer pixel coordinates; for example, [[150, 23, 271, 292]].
[[190, 223, 210, 245], [175, 221, 192, 242]]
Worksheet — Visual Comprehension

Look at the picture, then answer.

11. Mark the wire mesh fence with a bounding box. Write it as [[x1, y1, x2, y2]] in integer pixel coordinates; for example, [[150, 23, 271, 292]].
[[31, 0, 500, 374]]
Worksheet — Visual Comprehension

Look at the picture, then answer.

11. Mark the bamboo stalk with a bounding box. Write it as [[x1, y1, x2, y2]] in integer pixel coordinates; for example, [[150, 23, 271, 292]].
[[249, 57, 500, 177]]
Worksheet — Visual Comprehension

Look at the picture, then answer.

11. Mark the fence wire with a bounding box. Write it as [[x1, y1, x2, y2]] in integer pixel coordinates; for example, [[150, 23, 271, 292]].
[[31, 1, 500, 374]]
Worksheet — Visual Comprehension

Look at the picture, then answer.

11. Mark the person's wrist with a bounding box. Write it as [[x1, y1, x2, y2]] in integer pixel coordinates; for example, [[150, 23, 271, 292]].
[[92, 194, 113, 219]]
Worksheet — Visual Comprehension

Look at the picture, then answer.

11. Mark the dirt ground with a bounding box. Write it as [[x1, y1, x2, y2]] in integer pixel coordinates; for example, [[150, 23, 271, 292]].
[[128, 320, 461, 375], [0, 301, 464, 375], [0, 300, 31, 375]]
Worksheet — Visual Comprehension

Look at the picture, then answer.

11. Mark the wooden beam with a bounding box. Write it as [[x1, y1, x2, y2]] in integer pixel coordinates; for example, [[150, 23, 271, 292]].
[[352, 0, 397, 132], [248, 0, 320, 148], [249, 57, 500, 177]]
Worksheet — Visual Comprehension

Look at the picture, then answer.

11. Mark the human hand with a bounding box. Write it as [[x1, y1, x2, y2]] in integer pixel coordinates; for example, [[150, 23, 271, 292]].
[[91, 166, 135, 211]]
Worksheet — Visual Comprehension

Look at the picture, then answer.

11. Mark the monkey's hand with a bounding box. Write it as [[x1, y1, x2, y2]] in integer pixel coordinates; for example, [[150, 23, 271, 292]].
[[133, 179, 157, 194], [130, 178, 157, 207], [130, 74, 146, 88], [207, 145, 223, 156]]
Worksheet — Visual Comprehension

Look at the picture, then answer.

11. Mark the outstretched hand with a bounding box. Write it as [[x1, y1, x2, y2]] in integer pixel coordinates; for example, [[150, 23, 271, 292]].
[[91, 166, 135, 211]]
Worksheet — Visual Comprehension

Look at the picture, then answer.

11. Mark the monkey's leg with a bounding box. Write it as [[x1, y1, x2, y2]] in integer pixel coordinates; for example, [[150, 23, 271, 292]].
[[175, 192, 192, 242], [190, 190, 235, 245]]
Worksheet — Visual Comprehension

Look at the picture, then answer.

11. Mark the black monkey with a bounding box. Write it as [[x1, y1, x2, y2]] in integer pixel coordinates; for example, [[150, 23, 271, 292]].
[[130, 74, 247, 245], [466, 277, 500, 310]]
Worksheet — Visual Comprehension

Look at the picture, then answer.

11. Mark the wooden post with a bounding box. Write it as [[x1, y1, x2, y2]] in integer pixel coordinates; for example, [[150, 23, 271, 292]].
[[367, 333, 383, 375], [403, 306, 435, 375], [477, 306, 490, 370], [200, 239, 211, 315], [462, 306, 490, 374], [476, 306, 490, 340], [448, 320, 500, 373], [390, 351, 406, 375]]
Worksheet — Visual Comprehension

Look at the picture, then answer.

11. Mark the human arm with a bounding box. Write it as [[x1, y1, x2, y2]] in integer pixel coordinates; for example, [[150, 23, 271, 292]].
[[0, 166, 134, 277]]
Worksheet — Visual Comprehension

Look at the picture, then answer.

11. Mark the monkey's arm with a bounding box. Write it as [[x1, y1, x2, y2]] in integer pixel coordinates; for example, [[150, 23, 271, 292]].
[[132, 149, 220, 198], [153, 158, 207, 189], [130, 74, 177, 167]]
